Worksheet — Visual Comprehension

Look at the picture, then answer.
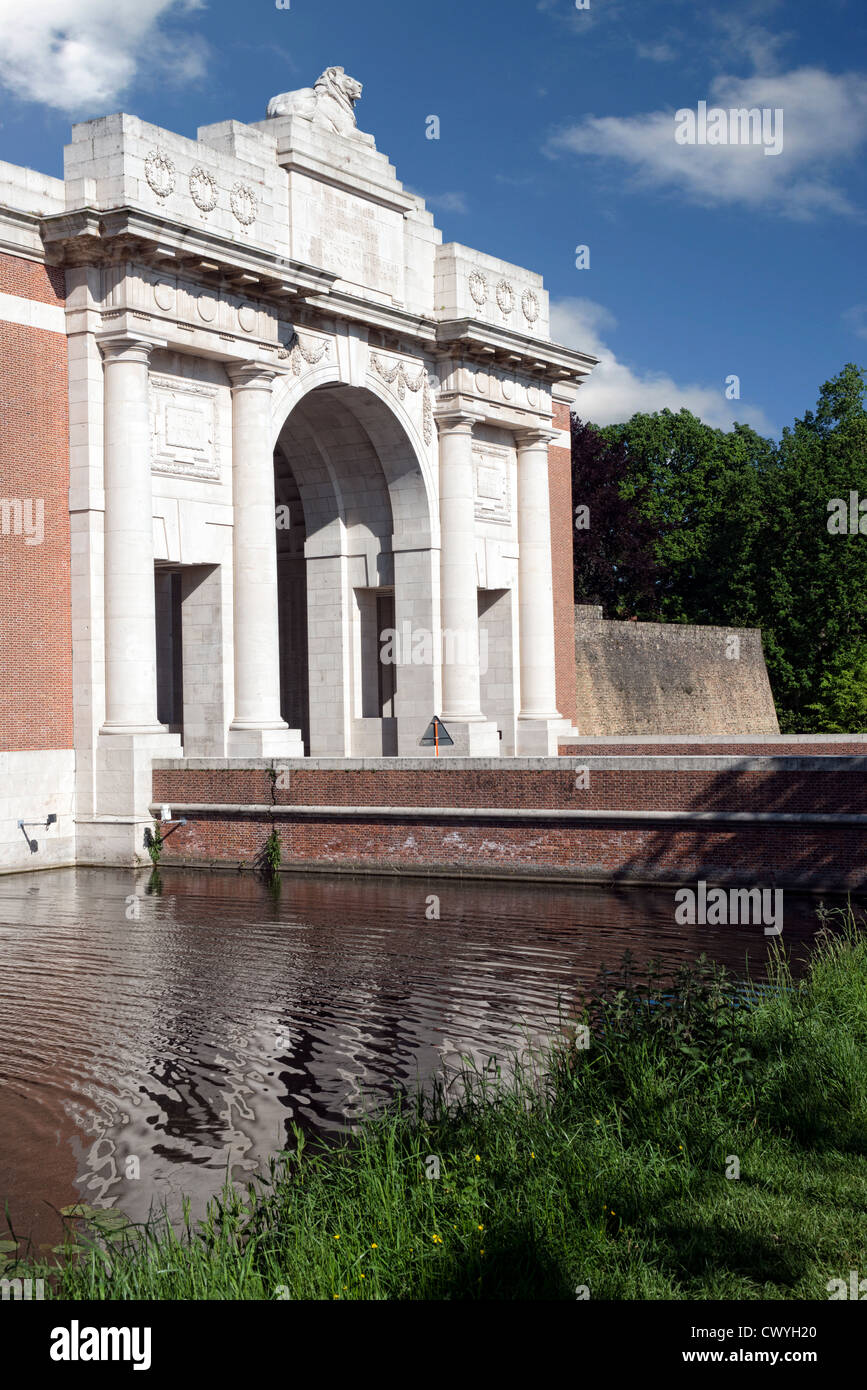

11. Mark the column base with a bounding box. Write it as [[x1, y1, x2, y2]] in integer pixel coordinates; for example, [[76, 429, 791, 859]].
[[516, 717, 573, 757], [429, 718, 501, 758], [76, 816, 159, 868], [92, 729, 183, 861], [227, 725, 306, 757]]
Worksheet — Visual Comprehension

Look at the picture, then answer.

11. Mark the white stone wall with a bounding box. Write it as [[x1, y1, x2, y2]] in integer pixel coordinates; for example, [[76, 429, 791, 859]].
[[0, 750, 75, 873], [65, 114, 291, 259], [434, 244, 550, 340]]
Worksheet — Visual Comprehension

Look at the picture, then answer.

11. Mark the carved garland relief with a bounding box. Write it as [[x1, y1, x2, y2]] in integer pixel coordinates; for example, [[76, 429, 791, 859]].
[[277, 332, 331, 376], [369, 353, 434, 446]]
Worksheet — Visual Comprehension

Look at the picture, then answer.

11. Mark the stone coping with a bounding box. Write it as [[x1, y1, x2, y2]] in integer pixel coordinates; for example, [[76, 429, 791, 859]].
[[558, 733, 867, 743], [149, 803, 867, 826], [152, 756, 867, 773]]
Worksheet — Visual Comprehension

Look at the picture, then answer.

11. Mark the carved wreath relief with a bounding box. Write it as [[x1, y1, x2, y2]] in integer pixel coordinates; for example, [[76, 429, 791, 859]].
[[496, 279, 514, 317], [521, 289, 540, 324], [466, 272, 541, 326], [145, 149, 176, 199], [189, 166, 218, 213], [469, 272, 488, 307], [230, 183, 258, 226]]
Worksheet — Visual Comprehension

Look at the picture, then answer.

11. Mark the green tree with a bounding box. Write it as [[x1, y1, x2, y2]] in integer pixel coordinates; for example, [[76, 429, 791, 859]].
[[573, 364, 867, 732], [570, 416, 658, 617], [598, 408, 774, 627], [757, 363, 867, 731]]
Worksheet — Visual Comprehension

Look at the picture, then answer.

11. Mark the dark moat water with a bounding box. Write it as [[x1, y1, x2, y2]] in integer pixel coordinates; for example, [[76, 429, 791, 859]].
[[0, 865, 852, 1247]]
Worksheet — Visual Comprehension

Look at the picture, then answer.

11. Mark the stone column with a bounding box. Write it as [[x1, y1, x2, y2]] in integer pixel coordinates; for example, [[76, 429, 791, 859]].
[[515, 428, 564, 752], [435, 410, 499, 756], [227, 362, 304, 757], [92, 332, 180, 861], [100, 334, 164, 734]]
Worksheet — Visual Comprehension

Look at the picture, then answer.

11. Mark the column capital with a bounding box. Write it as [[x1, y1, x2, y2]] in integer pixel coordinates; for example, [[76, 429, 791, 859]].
[[227, 360, 281, 392], [97, 331, 161, 365], [514, 425, 557, 449], [434, 408, 483, 438]]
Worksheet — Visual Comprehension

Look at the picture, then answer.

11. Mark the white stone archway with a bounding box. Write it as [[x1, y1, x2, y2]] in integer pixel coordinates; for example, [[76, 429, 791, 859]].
[[271, 373, 439, 757]]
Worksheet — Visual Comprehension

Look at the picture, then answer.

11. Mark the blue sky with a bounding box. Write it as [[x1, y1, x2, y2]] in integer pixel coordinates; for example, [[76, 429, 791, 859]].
[[1, 0, 865, 437]]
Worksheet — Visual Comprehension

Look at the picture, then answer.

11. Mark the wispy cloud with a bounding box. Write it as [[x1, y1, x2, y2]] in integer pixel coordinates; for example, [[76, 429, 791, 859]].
[[0, 0, 208, 115], [494, 173, 536, 188], [418, 191, 469, 215], [710, 10, 792, 74], [843, 305, 867, 341], [635, 41, 677, 63], [550, 297, 776, 434], [547, 67, 867, 220]]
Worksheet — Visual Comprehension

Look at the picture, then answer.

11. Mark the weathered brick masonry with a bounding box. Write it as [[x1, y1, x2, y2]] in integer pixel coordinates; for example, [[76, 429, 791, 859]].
[[0, 251, 72, 751], [151, 756, 867, 889]]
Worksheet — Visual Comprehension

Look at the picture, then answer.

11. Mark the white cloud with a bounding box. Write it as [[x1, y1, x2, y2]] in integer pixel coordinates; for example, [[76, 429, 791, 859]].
[[843, 305, 867, 341], [0, 0, 207, 115], [550, 297, 776, 433], [547, 67, 867, 220]]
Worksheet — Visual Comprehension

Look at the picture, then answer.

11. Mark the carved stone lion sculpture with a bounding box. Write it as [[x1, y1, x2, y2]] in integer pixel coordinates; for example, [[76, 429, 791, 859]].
[[266, 66, 363, 136]]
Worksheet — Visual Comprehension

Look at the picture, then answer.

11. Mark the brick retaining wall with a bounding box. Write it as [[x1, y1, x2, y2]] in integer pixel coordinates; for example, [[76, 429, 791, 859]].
[[151, 756, 867, 890]]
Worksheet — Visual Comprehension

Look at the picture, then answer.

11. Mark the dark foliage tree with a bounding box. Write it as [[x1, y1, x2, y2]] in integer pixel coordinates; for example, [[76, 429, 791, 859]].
[[570, 415, 658, 617]]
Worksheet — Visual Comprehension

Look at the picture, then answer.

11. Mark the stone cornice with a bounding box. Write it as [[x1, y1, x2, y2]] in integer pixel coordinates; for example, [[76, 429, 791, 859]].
[[0, 205, 48, 262], [35, 208, 598, 388], [434, 317, 597, 385], [39, 206, 335, 302]]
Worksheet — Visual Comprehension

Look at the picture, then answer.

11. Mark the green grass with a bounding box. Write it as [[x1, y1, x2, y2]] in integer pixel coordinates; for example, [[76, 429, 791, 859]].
[[5, 907, 866, 1300]]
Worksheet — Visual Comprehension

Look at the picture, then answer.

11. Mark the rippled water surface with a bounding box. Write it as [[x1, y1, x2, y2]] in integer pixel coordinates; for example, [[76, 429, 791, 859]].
[[0, 866, 848, 1244]]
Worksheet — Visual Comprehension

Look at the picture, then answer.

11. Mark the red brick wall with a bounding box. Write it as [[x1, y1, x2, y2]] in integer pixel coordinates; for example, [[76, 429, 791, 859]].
[[0, 251, 73, 751], [0, 255, 65, 306], [151, 762, 867, 889], [549, 399, 576, 724], [152, 764, 867, 813], [152, 814, 867, 891]]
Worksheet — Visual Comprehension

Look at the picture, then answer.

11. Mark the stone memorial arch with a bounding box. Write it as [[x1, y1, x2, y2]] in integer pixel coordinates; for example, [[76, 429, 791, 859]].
[[0, 65, 597, 863]]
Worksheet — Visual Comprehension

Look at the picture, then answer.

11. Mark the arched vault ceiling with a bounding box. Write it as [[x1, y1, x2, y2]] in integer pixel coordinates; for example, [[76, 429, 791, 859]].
[[275, 384, 433, 550]]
